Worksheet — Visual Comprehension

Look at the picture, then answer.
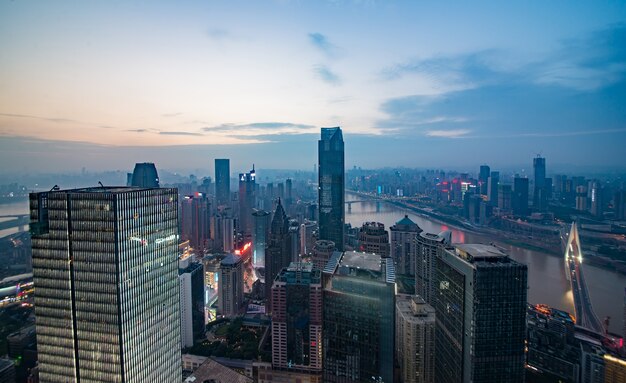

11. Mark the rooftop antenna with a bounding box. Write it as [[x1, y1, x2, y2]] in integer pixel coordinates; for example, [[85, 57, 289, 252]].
[[49, 185, 60, 192], [98, 181, 105, 188]]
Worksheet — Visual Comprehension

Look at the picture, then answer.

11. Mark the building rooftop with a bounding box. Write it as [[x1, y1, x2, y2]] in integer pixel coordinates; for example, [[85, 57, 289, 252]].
[[221, 253, 242, 266], [454, 244, 508, 262], [184, 358, 252, 383], [339, 251, 383, 272]]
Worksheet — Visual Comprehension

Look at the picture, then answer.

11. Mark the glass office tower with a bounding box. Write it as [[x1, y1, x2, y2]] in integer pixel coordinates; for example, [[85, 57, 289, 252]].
[[318, 127, 345, 251], [323, 251, 396, 383], [29, 187, 182, 382]]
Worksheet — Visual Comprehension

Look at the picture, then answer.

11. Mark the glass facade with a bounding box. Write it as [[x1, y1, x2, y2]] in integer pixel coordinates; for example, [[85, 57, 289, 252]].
[[30, 187, 182, 382], [318, 127, 345, 251], [215, 159, 230, 206], [434, 245, 527, 383], [322, 252, 395, 383]]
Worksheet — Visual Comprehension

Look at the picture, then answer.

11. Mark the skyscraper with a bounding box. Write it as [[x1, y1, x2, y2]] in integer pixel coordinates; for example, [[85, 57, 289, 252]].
[[534, 156, 548, 211], [265, 200, 292, 312], [179, 257, 205, 348], [512, 177, 529, 216], [414, 230, 451, 305], [252, 210, 271, 268], [29, 187, 181, 382], [396, 294, 436, 383], [323, 251, 395, 383], [130, 162, 160, 188], [497, 184, 512, 211], [435, 244, 527, 383], [390, 215, 422, 275], [271, 262, 323, 374], [239, 165, 256, 238], [479, 165, 490, 196], [218, 253, 244, 317], [180, 193, 210, 253], [215, 159, 230, 206], [318, 127, 345, 251], [357, 221, 390, 257], [488, 171, 500, 206]]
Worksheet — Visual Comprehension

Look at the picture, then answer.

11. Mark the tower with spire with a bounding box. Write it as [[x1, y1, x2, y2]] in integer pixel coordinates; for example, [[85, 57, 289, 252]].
[[265, 199, 293, 312]]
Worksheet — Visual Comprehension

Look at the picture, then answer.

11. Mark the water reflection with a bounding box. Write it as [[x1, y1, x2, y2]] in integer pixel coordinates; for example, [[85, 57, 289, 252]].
[[345, 193, 625, 333]]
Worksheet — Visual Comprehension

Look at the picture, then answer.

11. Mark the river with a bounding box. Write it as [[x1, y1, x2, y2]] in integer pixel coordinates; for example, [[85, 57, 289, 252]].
[[346, 193, 626, 334]]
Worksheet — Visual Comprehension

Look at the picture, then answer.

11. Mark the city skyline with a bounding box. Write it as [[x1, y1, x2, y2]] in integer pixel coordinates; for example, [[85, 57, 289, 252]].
[[1, 1, 626, 172]]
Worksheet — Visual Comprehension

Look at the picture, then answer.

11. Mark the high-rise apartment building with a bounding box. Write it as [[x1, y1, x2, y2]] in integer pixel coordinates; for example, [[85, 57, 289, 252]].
[[534, 156, 548, 211], [323, 251, 395, 383], [479, 165, 490, 196], [218, 253, 244, 317], [179, 257, 205, 348], [180, 193, 210, 252], [265, 200, 292, 312], [239, 165, 256, 238], [414, 231, 451, 305], [512, 177, 529, 216], [498, 184, 512, 211], [396, 294, 436, 383], [311, 240, 335, 272], [357, 221, 390, 257], [488, 171, 500, 206], [29, 187, 182, 382], [434, 244, 527, 383], [390, 215, 422, 275], [215, 159, 230, 206], [318, 127, 345, 251], [252, 210, 271, 268], [129, 162, 160, 188], [271, 262, 322, 373]]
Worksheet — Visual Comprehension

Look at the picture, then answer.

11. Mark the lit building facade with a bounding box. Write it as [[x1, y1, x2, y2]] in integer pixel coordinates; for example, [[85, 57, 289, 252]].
[[180, 193, 210, 252], [318, 127, 345, 251], [323, 251, 395, 383], [239, 165, 257, 239], [29, 187, 182, 382]]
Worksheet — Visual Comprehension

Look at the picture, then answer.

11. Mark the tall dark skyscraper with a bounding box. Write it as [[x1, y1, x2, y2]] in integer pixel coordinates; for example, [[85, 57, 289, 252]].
[[512, 177, 529, 216], [323, 251, 396, 383], [479, 165, 490, 196], [215, 158, 230, 206], [180, 193, 210, 252], [390, 215, 422, 275], [265, 199, 292, 311], [29, 187, 182, 382], [238, 165, 256, 238], [435, 244, 527, 383], [318, 127, 345, 251], [130, 162, 160, 188], [488, 171, 500, 206], [534, 156, 548, 211], [252, 210, 271, 268]]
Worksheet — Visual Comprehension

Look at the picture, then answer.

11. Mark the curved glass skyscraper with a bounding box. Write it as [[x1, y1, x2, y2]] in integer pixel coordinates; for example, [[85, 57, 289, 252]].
[[318, 127, 344, 251]]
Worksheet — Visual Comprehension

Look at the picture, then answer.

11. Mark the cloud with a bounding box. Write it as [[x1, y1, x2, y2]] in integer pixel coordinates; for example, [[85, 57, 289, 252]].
[[159, 131, 203, 136], [0, 112, 119, 129], [308, 32, 336, 56], [426, 129, 471, 138], [207, 28, 233, 40], [313, 65, 341, 85], [202, 122, 317, 137], [126, 129, 149, 133], [161, 112, 182, 118]]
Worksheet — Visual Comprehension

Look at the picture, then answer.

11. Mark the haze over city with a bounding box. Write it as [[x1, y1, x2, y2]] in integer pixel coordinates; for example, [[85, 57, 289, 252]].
[[1, 1, 625, 173]]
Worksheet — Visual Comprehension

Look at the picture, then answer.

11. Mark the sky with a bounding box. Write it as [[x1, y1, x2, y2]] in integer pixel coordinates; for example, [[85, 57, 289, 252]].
[[0, 1, 625, 175]]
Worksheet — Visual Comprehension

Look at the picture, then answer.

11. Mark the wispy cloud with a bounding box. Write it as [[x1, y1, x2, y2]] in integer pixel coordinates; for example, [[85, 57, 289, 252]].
[[313, 65, 341, 85], [203, 122, 317, 137], [161, 112, 182, 118], [159, 131, 204, 136], [425, 129, 471, 138], [308, 32, 336, 56], [0, 112, 117, 129], [126, 129, 149, 133]]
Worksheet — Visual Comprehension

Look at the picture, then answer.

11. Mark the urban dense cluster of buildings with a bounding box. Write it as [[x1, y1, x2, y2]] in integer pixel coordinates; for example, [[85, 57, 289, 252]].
[[1, 127, 625, 383]]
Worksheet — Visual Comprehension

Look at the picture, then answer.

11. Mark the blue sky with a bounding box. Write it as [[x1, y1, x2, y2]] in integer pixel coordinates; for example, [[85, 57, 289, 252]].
[[0, 1, 625, 174]]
